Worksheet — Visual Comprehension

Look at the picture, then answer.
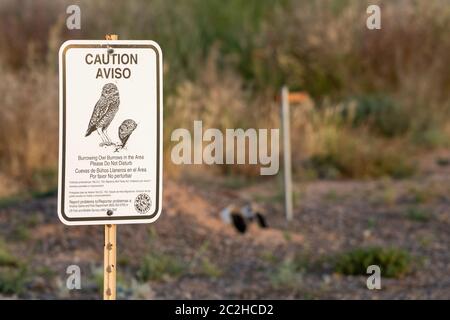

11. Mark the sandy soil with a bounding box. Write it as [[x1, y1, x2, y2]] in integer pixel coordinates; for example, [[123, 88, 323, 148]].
[[0, 154, 449, 299]]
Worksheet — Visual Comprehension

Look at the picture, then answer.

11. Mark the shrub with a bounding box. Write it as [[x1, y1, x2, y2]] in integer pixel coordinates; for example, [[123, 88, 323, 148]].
[[270, 259, 302, 289], [270, 254, 311, 289], [0, 267, 28, 295], [0, 240, 27, 295], [0, 240, 21, 267], [343, 95, 410, 137], [334, 247, 413, 278], [406, 207, 432, 222], [199, 258, 223, 278], [307, 130, 416, 179], [137, 252, 185, 282]]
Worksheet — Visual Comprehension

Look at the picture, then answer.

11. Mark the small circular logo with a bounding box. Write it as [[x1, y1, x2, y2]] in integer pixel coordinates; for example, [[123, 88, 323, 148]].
[[134, 193, 151, 214]]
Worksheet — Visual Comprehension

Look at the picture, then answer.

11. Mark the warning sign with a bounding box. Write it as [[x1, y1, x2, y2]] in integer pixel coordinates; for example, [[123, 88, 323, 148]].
[[58, 40, 163, 225]]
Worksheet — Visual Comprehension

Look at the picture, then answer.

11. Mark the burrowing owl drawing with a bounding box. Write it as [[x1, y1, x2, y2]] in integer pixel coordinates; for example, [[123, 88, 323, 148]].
[[117, 119, 137, 149], [85, 83, 120, 146]]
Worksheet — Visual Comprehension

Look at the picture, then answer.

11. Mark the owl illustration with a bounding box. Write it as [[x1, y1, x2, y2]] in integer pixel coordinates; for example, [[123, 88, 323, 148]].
[[117, 119, 137, 149], [85, 83, 120, 146]]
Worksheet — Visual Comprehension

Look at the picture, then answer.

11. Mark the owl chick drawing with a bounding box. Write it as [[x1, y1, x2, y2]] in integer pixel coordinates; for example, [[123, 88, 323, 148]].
[[116, 119, 137, 151], [85, 83, 120, 146]]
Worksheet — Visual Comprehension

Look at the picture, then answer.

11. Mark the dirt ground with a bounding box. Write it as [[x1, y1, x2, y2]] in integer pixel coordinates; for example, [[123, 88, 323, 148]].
[[0, 152, 449, 300]]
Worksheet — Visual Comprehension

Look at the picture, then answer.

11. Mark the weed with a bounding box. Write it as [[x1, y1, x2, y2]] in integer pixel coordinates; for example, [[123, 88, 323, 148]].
[[344, 95, 410, 138], [408, 186, 435, 204], [412, 128, 449, 149], [406, 207, 432, 222], [0, 266, 28, 295], [0, 240, 27, 295], [137, 252, 185, 282], [118, 256, 131, 268], [147, 226, 158, 240], [334, 247, 413, 278], [0, 240, 21, 267], [259, 250, 277, 264], [269, 253, 312, 290], [24, 213, 43, 228], [367, 217, 377, 230], [418, 234, 435, 248], [199, 258, 223, 278], [308, 130, 416, 179], [10, 225, 31, 242], [0, 195, 24, 209], [89, 266, 128, 296], [323, 189, 346, 202], [35, 266, 57, 279], [282, 231, 292, 242], [270, 258, 303, 290], [379, 186, 398, 206]]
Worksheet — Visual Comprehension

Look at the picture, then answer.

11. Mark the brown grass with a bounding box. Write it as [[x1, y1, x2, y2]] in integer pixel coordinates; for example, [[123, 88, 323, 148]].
[[0, 0, 449, 196], [0, 68, 58, 189]]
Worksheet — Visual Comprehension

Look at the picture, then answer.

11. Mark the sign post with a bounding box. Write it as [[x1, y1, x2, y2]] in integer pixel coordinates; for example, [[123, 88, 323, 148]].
[[102, 34, 118, 301], [280, 87, 309, 222], [58, 34, 163, 299], [104, 222, 117, 300], [281, 86, 293, 221]]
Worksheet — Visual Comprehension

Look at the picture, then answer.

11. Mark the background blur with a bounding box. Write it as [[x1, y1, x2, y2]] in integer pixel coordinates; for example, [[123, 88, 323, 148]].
[[0, 0, 449, 299]]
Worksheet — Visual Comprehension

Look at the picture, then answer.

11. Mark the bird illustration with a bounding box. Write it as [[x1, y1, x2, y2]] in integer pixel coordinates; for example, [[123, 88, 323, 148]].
[[116, 119, 137, 151], [85, 83, 120, 146]]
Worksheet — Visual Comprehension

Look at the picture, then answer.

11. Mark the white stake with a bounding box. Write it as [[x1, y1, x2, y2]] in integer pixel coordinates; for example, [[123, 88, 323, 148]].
[[281, 86, 293, 221]]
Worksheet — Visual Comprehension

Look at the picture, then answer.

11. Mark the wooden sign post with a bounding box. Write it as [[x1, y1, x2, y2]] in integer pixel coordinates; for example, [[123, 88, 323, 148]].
[[104, 223, 117, 300], [58, 34, 163, 300], [103, 34, 118, 301]]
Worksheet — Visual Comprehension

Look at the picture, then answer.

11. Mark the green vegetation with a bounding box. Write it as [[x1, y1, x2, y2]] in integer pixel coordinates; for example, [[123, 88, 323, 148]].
[[0, 240, 21, 267], [0, 195, 25, 209], [259, 250, 278, 264], [367, 217, 377, 230], [334, 247, 413, 278], [380, 187, 398, 206], [270, 259, 303, 289], [0, 0, 449, 190], [323, 189, 348, 202], [30, 168, 58, 196], [0, 267, 28, 295], [7, 213, 43, 242], [117, 256, 131, 268], [0, 239, 27, 295], [343, 95, 410, 138], [406, 207, 432, 223], [270, 255, 310, 289], [10, 225, 31, 242], [137, 252, 185, 282], [35, 266, 57, 279], [90, 267, 127, 296], [408, 186, 436, 204], [308, 131, 417, 179], [199, 258, 223, 278]]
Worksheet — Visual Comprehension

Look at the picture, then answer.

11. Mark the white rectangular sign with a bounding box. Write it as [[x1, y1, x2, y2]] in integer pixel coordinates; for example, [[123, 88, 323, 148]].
[[58, 40, 163, 225]]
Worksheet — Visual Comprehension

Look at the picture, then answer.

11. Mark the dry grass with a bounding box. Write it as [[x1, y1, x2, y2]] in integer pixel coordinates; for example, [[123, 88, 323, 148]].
[[0, 0, 449, 195], [166, 48, 279, 177], [0, 68, 58, 191]]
